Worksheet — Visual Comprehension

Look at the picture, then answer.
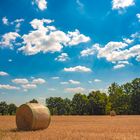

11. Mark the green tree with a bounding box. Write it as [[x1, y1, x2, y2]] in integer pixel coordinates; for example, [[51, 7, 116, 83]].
[[63, 98, 72, 115], [8, 103, 17, 115], [88, 91, 107, 115], [130, 78, 140, 114], [46, 97, 71, 115], [108, 83, 130, 114], [0, 101, 8, 115], [72, 93, 88, 115]]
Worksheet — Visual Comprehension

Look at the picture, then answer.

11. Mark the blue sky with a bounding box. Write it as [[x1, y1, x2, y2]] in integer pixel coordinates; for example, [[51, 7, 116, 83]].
[[0, 0, 140, 105]]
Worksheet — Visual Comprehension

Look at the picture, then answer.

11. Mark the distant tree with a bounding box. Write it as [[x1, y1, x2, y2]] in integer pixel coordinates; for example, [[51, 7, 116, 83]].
[[72, 93, 88, 115], [29, 99, 38, 103], [63, 98, 72, 115], [0, 101, 8, 115], [8, 103, 17, 115], [46, 97, 70, 115], [130, 78, 140, 114], [105, 97, 111, 115], [122, 82, 133, 95], [88, 91, 107, 115], [108, 83, 130, 115]]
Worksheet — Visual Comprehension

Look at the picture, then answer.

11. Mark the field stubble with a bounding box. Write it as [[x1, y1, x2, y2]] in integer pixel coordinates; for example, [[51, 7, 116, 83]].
[[0, 116, 140, 140]]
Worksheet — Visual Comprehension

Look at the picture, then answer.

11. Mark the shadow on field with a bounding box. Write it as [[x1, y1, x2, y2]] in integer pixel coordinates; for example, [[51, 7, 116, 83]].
[[9, 128, 44, 133]]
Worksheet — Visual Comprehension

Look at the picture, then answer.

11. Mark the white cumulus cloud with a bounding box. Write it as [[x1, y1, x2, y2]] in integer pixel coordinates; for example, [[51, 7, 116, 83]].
[[32, 0, 47, 11], [67, 29, 90, 46], [80, 44, 99, 57], [55, 53, 69, 62], [0, 71, 9, 76], [51, 77, 60, 80], [32, 78, 46, 84], [12, 78, 29, 84], [123, 38, 134, 44], [65, 87, 85, 93], [2, 17, 24, 32], [2, 17, 9, 25], [60, 82, 69, 85], [94, 79, 102, 82], [18, 19, 90, 55], [69, 80, 80, 84], [113, 64, 125, 69], [0, 84, 20, 90], [64, 65, 92, 72], [0, 32, 20, 48], [22, 84, 37, 89], [136, 13, 140, 22], [94, 42, 140, 62], [112, 0, 135, 10]]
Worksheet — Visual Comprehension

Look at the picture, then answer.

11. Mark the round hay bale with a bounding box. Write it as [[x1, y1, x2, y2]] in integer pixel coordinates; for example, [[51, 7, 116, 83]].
[[16, 103, 51, 131], [110, 110, 116, 116]]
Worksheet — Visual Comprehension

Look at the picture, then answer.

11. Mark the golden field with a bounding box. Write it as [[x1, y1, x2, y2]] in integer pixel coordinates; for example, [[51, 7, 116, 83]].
[[0, 116, 140, 140]]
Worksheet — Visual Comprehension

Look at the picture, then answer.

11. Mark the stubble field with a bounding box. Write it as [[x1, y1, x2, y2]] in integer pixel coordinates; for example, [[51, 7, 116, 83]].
[[0, 116, 140, 140]]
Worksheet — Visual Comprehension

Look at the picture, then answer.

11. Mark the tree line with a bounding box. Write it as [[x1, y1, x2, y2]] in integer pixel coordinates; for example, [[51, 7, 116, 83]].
[[0, 78, 140, 115], [46, 78, 140, 115], [0, 99, 38, 115]]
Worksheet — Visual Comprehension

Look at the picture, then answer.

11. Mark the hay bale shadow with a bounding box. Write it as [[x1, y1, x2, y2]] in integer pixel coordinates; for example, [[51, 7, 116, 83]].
[[9, 128, 45, 133]]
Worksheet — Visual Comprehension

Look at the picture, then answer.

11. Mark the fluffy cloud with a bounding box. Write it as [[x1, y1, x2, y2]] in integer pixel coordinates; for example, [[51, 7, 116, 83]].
[[22, 84, 37, 89], [95, 42, 140, 62], [0, 84, 20, 90], [69, 80, 80, 84], [94, 79, 101, 82], [51, 77, 60, 80], [55, 53, 69, 62], [32, 78, 46, 84], [18, 19, 90, 55], [0, 71, 9, 76], [118, 60, 129, 65], [113, 61, 129, 69], [64, 65, 92, 72], [2, 17, 9, 25], [80, 44, 99, 57], [136, 55, 140, 61], [112, 0, 135, 10], [136, 13, 140, 22], [67, 29, 90, 46], [113, 64, 125, 69], [65, 87, 85, 93], [33, 0, 47, 11], [11, 77, 46, 91], [61, 80, 80, 85], [2, 17, 24, 32], [123, 38, 134, 44], [12, 78, 29, 84], [8, 59, 12, 62], [0, 32, 20, 48], [18, 30, 68, 55], [96, 41, 128, 62], [12, 19, 24, 32], [30, 18, 54, 30], [60, 82, 69, 85], [87, 41, 140, 69], [131, 32, 140, 39]]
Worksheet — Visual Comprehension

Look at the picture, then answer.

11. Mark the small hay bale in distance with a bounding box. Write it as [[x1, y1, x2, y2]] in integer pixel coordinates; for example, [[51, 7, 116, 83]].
[[16, 103, 51, 131], [110, 110, 116, 116]]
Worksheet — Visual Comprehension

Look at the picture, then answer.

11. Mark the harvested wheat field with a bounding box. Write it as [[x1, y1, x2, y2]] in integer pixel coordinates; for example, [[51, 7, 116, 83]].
[[0, 116, 140, 140]]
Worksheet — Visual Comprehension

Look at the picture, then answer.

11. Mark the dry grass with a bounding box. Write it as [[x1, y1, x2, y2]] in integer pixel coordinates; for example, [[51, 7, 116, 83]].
[[0, 116, 140, 140]]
